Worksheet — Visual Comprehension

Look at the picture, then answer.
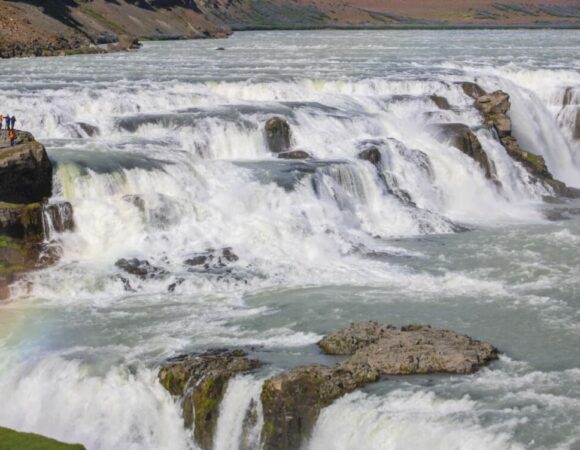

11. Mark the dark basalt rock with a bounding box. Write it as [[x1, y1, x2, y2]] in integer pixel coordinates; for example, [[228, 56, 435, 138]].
[[277, 150, 311, 160], [265, 117, 291, 154], [574, 109, 580, 140], [44, 202, 75, 234], [357, 147, 382, 166], [159, 349, 261, 450], [430, 95, 451, 110], [0, 131, 52, 204], [0, 202, 44, 240], [436, 123, 495, 179], [115, 258, 168, 279]]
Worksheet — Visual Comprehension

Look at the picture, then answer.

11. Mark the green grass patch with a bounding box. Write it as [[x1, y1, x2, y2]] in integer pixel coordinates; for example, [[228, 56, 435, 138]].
[[0, 427, 86, 450], [80, 7, 125, 34]]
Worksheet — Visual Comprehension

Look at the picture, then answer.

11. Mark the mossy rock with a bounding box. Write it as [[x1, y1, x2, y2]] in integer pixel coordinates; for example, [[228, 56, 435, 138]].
[[0, 426, 86, 450]]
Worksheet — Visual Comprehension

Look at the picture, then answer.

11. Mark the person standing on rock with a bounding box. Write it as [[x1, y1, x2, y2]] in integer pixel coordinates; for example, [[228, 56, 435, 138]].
[[0, 114, 3, 131], [4, 115, 9, 131], [10, 115, 16, 131], [8, 130, 15, 146]]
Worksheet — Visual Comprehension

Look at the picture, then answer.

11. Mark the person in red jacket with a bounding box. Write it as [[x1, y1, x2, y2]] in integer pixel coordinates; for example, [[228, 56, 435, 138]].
[[9, 130, 15, 146]]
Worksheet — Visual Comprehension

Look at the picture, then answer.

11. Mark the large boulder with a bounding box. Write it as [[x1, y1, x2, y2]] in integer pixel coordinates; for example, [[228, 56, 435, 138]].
[[260, 322, 498, 450], [0, 202, 44, 240], [0, 131, 52, 204], [265, 117, 291, 154], [339, 324, 499, 375], [436, 124, 495, 179], [159, 350, 261, 450]]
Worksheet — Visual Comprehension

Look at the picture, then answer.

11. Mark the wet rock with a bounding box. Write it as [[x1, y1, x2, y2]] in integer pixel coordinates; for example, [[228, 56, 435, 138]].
[[159, 349, 261, 450], [277, 150, 311, 160], [475, 91, 512, 137], [357, 147, 382, 166], [500, 136, 552, 179], [544, 207, 580, 221], [0, 202, 44, 240], [430, 95, 451, 110], [0, 132, 52, 204], [261, 364, 379, 450], [339, 324, 499, 376], [44, 202, 75, 234], [77, 122, 100, 137], [575, 109, 580, 140], [184, 247, 239, 269], [107, 35, 142, 52], [460, 81, 487, 99], [261, 322, 498, 450], [115, 258, 167, 279], [436, 124, 495, 179], [216, 47, 226, 51], [265, 117, 291, 153], [318, 321, 395, 355]]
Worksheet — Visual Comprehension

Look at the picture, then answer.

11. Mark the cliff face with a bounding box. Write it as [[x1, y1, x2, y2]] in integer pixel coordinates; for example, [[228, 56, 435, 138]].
[[1, 0, 579, 59], [0, 131, 74, 300]]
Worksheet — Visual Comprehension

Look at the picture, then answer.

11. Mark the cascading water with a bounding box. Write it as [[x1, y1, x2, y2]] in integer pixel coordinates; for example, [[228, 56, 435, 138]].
[[1, 29, 580, 450]]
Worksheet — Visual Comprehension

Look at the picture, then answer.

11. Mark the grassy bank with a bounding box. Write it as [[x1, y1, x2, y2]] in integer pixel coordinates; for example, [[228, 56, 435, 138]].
[[0, 427, 86, 450]]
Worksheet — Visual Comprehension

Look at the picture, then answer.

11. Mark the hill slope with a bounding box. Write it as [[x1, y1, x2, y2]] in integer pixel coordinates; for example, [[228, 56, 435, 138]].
[[1, 0, 579, 58]]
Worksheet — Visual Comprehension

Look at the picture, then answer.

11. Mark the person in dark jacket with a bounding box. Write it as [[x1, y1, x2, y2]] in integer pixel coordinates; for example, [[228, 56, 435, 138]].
[[4, 115, 9, 131], [10, 115, 16, 131]]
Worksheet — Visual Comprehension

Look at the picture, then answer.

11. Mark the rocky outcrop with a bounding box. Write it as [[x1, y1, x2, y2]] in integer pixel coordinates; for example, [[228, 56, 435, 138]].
[[0, 131, 75, 299], [0, 131, 52, 204], [260, 364, 379, 450], [337, 323, 498, 375], [357, 147, 382, 166], [260, 322, 497, 450], [159, 349, 261, 450], [430, 95, 451, 110], [77, 122, 100, 137], [278, 150, 311, 160], [475, 91, 512, 137], [265, 117, 291, 154], [436, 123, 495, 179]]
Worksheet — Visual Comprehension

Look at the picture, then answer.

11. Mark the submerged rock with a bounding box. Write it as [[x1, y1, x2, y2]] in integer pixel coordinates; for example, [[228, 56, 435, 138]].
[[277, 150, 311, 160], [357, 147, 382, 166], [265, 117, 291, 153], [44, 202, 75, 234], [115, 258, 167, 279], [77, 122, 100, 137], [159, 349, 261, 450]]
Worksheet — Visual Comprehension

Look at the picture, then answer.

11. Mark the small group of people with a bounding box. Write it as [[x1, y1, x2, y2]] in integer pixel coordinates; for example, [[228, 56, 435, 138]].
[[0, 114, 16, 131], [0, 114, 17, 147]]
